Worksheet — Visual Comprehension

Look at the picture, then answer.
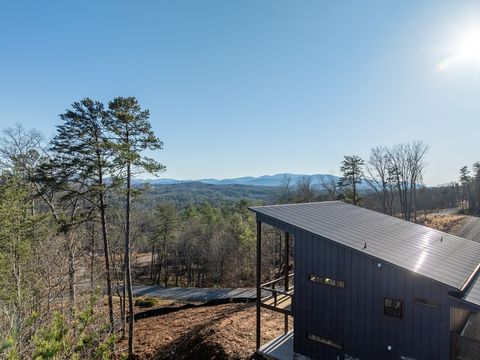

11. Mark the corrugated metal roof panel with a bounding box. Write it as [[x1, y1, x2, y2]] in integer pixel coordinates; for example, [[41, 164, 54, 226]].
[[250, 201, 480, 291]]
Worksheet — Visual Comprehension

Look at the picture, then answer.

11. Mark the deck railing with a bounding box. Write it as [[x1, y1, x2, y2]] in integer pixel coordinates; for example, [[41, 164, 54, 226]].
[[260, 273, 294, 314]]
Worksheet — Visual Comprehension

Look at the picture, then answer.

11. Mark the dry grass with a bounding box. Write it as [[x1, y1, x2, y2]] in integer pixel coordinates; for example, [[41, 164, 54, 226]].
[[417, 214, 467, 235]]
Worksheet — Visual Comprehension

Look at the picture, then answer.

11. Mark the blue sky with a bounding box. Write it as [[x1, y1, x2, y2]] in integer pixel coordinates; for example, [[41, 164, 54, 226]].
[[1, 0, 480, 185]]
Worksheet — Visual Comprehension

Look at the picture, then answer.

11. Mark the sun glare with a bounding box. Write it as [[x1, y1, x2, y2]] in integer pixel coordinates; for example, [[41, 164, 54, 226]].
[[438, 23, 480, 71]]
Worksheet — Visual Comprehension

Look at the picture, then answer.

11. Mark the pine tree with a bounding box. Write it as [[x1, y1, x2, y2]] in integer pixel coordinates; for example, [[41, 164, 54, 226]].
[[473, 162, 480, 215], [338, 155, 364, 205], [49, 98, 117, 335], [459, 166, 472, 213], [106, 97, 165, 358]]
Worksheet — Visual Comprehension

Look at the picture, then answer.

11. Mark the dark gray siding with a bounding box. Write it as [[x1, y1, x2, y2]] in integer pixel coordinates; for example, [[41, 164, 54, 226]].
[[258, 213, 451, 360], [295, 230, 451, 360]]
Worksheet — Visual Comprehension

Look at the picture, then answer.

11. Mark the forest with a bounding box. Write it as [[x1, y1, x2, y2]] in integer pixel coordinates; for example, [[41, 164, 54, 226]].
[[0, 98, 479, 359]]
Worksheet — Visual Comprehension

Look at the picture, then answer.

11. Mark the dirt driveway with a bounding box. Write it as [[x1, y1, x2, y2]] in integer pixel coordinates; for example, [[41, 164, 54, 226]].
[[457, 216, 480, 243]]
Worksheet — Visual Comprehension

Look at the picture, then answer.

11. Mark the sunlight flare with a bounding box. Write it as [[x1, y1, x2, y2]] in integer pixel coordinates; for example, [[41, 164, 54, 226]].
[[438, 23, 480, 71]]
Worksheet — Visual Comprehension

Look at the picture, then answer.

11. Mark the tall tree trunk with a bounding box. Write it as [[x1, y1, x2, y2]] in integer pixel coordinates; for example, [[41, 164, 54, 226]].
[[150, 243, 155, 281], [126, 158, 135, 358], [381, 181, 387, 214], [156, 249, 163, 285], [197, 265, 201, 287], [99, 170, 115, 336], [174, 252, 179, 287], [122, 269, 127, 338], [13, 241, 21, 309], [352, 174, 357, 205], [413, 182, 417, 223], [90, 224, 95, 290], [67, 236, 76, 313]]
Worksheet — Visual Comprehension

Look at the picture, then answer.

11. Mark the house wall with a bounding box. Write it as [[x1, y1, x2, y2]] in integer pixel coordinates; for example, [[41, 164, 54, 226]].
[[257, 214, 452, 360]]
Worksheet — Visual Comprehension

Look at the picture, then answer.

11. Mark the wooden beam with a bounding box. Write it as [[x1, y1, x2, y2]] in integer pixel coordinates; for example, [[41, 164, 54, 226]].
[[256, 220, 262, 350], [284, 231, 289, 334], [260, 302, 293, 315]]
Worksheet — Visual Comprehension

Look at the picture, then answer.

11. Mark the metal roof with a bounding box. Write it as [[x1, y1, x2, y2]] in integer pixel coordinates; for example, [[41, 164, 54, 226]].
[[250, 201, 480, 291]]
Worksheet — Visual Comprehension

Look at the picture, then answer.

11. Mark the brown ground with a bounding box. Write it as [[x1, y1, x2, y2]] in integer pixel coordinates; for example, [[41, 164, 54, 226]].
[[417, 213, 467, 234], [116, 302, 290, 360], [113, 213, 469, 359]]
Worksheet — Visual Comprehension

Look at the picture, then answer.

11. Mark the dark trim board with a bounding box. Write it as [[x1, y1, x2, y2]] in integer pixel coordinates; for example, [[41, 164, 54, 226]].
[[449, 294, 480, 312]]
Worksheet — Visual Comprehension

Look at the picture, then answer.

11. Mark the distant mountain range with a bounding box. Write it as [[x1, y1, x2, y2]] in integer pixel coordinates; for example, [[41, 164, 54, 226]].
[[133, 173, 339, 187]]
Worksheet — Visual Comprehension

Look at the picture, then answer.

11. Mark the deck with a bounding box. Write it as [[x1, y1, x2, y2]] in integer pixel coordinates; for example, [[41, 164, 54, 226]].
[[254, 224, 293, 351], [260, 273, 294, 315], [262, 293, 292, 314], [257, 330, 293, 360], [132, 285, 267, 302]]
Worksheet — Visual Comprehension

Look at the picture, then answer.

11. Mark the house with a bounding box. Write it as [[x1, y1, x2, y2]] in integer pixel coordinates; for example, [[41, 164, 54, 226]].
[[249, 201, 480, 360]]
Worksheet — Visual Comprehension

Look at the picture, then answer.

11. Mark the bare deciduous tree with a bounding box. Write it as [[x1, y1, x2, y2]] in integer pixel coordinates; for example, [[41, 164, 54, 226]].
[[365, 146, 395, 215], [388, 141, 428, 221], [295, 176, 316, 203], [277, 174, 293, 203], [320, 175, 339, 201]]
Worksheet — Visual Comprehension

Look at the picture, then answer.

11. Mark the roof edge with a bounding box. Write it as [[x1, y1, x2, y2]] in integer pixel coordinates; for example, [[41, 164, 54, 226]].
[[249, 200, 342, 212], [462, 262, 480, 293], [250, 201, 475, 243]]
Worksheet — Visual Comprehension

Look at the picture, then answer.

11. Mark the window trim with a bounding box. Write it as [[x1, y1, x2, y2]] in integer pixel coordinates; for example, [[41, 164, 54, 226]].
[[413, 297, 440, 309], [308, 274, 345, 288], [307, 333, 343, 350]]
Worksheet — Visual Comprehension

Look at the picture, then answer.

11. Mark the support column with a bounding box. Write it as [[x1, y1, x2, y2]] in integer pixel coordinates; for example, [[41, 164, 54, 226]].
[[284, 231, 290, 334], [256, 220, 262, 350]]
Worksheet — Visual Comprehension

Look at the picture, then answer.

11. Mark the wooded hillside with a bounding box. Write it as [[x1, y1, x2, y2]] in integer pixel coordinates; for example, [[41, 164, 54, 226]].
[[0, 100, 478, 359]]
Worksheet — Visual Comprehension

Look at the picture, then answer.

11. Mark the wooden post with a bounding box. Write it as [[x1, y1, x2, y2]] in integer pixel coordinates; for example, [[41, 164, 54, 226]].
[[284, 231, 290, 334], [256, 220, 262, 350]]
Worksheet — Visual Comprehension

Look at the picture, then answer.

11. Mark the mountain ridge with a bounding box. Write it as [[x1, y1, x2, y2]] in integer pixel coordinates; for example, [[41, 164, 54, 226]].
[[133, 173, 338, 187]]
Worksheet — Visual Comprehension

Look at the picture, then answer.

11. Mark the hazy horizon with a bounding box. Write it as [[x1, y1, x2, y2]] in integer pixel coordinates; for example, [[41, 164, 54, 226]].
[[138, 171, 458, 187], [2, 0, 480, 185]]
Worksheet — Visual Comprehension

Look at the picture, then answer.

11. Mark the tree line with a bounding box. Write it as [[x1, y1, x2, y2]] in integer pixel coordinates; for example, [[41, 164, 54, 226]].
[[0, 97, 163, 359], [0, 98, 285, 359], [458, 163, 480, 215], [275, 140, 429, 222], [275, 140, 480, 223]]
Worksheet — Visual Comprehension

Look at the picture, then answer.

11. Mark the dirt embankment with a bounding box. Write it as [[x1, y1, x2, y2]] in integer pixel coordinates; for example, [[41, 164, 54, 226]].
[[116, 302, 289, 360]]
